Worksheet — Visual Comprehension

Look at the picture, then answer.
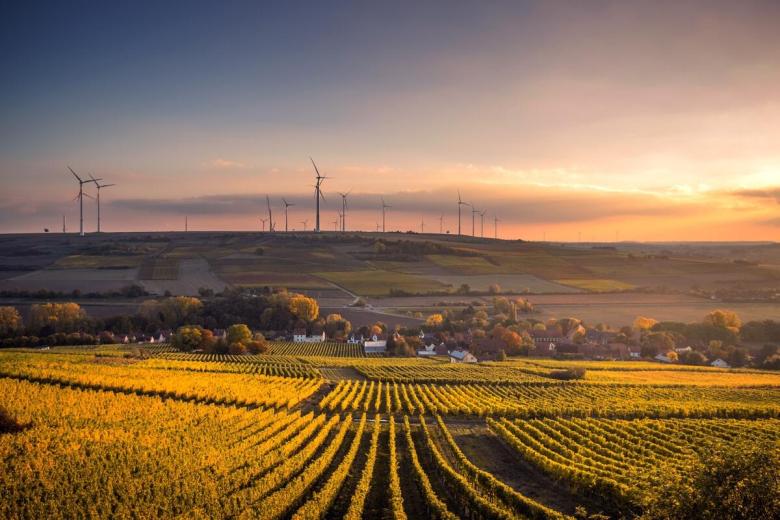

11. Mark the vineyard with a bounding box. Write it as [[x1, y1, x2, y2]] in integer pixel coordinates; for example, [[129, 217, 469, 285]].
[[1, 346, 779, 519], [267, 341, 369, 358]]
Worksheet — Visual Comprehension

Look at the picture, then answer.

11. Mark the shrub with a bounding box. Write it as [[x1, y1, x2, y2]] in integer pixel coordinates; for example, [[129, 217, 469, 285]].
[[549, 367, 587, 380]]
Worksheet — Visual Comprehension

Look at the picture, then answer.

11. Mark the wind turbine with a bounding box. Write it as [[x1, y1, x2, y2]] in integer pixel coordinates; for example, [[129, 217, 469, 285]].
[[494, 216, 500, 239], [310, 157, 329, 232], [381, 197, 391, 233], [260, 218, 267, 232], [439, 214, 444, 234], [68, 167, 100, 236], [282, 198, 294, 232], [457, 190, 469, 236], [338, 190, 351, 232], [471, 205, 479, 237], [479, 210, 486, 238], [300, 219, 308, 232], [332, 218, 339, 231], [89, 174, 115, 233], [266, 195, 274, 232], [420, 216, 425, 234]]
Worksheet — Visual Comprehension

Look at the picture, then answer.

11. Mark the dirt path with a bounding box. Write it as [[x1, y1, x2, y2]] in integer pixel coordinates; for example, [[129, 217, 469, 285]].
[[318, 367, 365, 381], [448, 421, 608, 517]]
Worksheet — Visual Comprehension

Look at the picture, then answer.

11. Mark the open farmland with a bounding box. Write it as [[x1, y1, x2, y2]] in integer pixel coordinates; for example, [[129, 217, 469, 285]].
[[1, 346, 779, 519]]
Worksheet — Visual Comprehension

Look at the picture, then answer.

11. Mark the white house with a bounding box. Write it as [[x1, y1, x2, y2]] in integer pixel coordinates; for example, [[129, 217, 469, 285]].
[[347, 334, 363, 345], [711, 358, 731, 368], [363, 334, 387, 354], [293, 329, 326, 343], [417, 344, 437, 357], [449, 350, 478, 363]]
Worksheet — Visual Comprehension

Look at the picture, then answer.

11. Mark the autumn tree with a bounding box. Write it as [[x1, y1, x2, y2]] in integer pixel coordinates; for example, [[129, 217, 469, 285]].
[[172, 325, 213, 352], [704, 310, 742, 333], [324, 314, 352, 340], [633, 316, 658, 330], [29, 302, 86, 334], [425, 313, 444, 329], [288, 294, 319, 322], [0, 306, 22, 337], [227, 324, 252, 345]]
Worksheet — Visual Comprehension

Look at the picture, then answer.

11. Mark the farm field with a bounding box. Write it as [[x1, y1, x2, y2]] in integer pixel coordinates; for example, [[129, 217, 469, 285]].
[[1, 346, 779, 519], [314, 269, 449, 296]]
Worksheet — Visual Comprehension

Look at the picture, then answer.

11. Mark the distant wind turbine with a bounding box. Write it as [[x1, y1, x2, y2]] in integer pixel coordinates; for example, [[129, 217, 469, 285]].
[[260, 218, 267, 232], [282, 198, 294, 232], [89, 174, 115, 233], [68, 166, 100, 236], [471, 205, 479, 237], [420, 216, 425, 234], [300, 219, 308, 232], [310, 158, 329, 232], [338, 190, 351, 232], [479, 210, 486, 238], [266, 195, 274, 232], [457, 190, 469, 236], [494, 216, 500, 239], [439, 214, 444, 234], [381, 197, 391, 233], [332, 218, 339, 231]]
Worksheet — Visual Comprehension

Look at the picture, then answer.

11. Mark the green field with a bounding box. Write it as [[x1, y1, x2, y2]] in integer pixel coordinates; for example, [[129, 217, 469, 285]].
[[555, 278, 636, 291], [315, 269, 448, 296]]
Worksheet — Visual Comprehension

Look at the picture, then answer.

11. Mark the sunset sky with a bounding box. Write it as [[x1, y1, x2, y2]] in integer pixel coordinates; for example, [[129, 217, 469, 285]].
[[1, 1, 778, 240]]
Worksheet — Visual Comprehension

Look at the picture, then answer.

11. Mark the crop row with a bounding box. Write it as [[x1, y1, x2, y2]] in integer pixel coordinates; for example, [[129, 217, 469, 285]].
[[320, 379, 780, 418]]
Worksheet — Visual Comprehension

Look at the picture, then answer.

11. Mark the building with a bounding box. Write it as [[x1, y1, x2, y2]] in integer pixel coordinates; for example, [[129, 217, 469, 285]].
[[655, 353, 674, 363], [417, 344, 438, 356], [711, 358, 731, 368], [449, 350, 478, 363], [293, 329, 326, 343], [363, 334, 387, 354]]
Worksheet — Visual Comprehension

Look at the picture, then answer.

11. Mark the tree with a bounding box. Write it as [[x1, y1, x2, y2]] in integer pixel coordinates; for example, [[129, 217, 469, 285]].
[[0, 306, 22, 337], [679, 350, 707, 365], [29, 302, 86, 334], [227, 324, 252, 345], [633, 316, 658, 330], [457, 283, 471, 295], [704, 309, 742, 333], [325, 314, 352, 340], [425, 313, 444, 329], [246, 333, 268, 354], [488, 283, 501, 295], [228, 342, 247, 355], [172, 325, 214, 352], [289, 294, 319, 322], [642, 442, 780, 520]]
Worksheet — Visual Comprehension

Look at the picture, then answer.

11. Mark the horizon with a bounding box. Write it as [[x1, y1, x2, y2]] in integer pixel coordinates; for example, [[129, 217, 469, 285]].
[[1, 1, 779, 240]]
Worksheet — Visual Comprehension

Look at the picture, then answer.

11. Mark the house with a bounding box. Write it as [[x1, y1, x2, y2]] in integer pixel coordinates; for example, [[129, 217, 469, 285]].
[[654, 353, 674, 363], [628, 346, 641, 359], [363, 334, 387, 354], [585, 329, 618, 345], [711, 358, 731, 368], [417, 344, 437, 357], [675, 346, 693, 354], [347, 334, 363, 345], [449, 350, 478, 363], [293, 329, 326, 343]]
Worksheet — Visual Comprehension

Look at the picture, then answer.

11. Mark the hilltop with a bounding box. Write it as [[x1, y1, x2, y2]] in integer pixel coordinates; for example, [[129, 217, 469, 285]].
[[0, 232, 778, 327]]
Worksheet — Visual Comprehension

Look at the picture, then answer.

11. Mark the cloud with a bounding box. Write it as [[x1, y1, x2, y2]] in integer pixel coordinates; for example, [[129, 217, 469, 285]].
[[729, 187, 780, 203], [108, 184, 700, 225], [206, 158, 247, 170]]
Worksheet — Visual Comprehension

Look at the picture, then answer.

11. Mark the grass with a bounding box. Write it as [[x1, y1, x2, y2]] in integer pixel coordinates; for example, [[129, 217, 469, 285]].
[[314, 270, 449, 296], [426, 255, 499, 274], [555, 279, 635, 292], [138, 258, 179, 280]]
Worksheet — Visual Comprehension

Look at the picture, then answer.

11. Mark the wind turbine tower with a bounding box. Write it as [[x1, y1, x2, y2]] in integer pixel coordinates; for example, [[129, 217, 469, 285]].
[[282, 198, 294, 232], [338, 191, 350, 232], [68, 167, 100, 236], [62, 215, 66, 233], [494, 216, 500, 239], [260, 218, 267, 232], [300, 219, 308, 232], [439, 214, 444, 234], [266, 195, 274, 232], [310, 158, 328, 232], [471, 205, 479, 237], [479, 210, 486, 238], [381, 197, 391, 233], [457, 190, 469, 236], [90, 174, 115, 233]]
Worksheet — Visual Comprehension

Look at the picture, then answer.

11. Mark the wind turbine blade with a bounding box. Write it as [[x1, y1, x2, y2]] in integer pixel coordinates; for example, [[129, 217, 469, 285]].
[[68, 166, 82, 182], [310, 157, 321, 177]]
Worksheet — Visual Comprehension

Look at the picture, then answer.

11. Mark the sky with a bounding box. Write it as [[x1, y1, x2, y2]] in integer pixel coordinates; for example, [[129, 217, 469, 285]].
[[0, 1, 778, 241]]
